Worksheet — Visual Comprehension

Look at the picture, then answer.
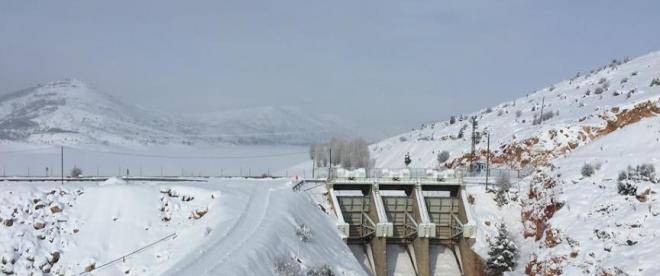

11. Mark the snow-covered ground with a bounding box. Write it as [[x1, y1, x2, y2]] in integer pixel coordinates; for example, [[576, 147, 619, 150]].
[[0, 178, 366, 275]]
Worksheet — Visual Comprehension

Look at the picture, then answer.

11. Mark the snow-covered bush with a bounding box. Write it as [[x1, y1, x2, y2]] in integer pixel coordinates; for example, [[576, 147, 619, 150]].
[[305, 264, 335, 276], [70, 166, 82, 177], [617, 179, 637, 196], [515, 110, 522, 118], [273, 257, 335, 276], [273, 257, 302, 276], [616, 164, 657, 196], [296, 224, 312, 242], [495, 188, 508, 207], [437, 151, 450, 164], [594, 87, 604, 95], [650, 77, 660, 87], [581, 163, 595, 177], [494, 174, 512, 207], [486, 222, 518, 275], [639, 163, 656, 180]]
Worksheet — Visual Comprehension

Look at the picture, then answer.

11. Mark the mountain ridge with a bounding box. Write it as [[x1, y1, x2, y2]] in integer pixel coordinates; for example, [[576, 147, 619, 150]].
[[0, 79, 352, 146]]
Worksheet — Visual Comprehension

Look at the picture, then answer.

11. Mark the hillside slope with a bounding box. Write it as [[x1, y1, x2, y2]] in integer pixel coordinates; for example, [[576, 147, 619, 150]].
[[371, 52, 660, 170], [369, 51, 660, 275], [0, 178, 365, 275]]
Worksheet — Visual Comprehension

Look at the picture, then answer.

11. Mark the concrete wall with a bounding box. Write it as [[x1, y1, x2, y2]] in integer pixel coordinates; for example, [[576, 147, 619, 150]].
[[457, 188, 486, 276], [368, 189, 387, 276]]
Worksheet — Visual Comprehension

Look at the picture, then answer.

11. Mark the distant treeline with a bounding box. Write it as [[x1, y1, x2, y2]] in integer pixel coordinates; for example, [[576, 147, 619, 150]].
[[309, 137, 371, 169]]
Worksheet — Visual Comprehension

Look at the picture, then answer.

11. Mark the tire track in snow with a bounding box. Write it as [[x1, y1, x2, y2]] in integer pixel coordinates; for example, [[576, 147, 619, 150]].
[[207, 185, 272, 272], [163, 182, 270, 275]]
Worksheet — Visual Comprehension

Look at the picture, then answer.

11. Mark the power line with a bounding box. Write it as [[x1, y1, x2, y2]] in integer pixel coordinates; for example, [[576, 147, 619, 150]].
[[67, 147, 307, 160], [0, 144, 307, 159], [0, 147, 55, 154]]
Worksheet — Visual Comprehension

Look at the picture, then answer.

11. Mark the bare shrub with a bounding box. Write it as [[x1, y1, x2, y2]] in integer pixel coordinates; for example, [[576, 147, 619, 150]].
[[437, 151, 450, 164], [581, 163, 595, 177]]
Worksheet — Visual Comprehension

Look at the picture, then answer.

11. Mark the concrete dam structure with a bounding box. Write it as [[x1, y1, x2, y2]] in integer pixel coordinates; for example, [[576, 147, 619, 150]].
[[324, 169, 485, 276]]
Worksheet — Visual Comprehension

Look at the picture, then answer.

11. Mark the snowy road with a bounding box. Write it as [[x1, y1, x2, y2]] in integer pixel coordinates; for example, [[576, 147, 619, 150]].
[[164, 181, 272, 275]]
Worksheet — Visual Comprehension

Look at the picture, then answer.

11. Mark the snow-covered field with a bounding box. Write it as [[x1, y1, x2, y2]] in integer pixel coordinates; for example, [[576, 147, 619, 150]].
[[0, 142, 311, 177], [0, 178, 365, 275]]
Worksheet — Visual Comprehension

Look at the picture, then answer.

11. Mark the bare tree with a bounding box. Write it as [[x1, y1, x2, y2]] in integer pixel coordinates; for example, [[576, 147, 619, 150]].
[[71, 166, 83, 177]]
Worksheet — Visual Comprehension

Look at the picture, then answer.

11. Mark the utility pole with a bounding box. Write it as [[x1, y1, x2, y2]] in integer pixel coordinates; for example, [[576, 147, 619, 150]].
[[312, 155, 316, 179], [485, 131, 491, 190], [60, 146, 64, 185], [470, 116, 478, 173], [328, 148, 332, 180], [539, 96, 545, 124]]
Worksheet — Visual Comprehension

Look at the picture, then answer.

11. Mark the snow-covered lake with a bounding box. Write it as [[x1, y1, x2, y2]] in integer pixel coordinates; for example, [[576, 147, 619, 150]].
[[0, 142, 312, 177]]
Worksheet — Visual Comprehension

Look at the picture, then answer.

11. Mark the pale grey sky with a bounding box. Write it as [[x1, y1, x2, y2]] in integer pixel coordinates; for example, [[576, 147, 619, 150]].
[[2, 0, 660, 137]]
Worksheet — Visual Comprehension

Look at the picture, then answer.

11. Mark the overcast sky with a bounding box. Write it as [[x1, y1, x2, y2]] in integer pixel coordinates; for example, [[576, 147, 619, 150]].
[[2, 0, 660, 137]]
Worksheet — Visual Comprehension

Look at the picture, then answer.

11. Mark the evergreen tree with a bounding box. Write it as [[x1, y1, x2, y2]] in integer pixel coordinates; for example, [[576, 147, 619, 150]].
[[486, 222, 518, 275], [494, 188, 508, 207]]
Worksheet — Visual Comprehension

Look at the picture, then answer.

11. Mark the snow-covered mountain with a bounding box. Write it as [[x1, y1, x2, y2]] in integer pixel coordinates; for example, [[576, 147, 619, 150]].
[[185, 106, 353, 145], [370, 51, 660, 275], [0, 79, 350, 146]]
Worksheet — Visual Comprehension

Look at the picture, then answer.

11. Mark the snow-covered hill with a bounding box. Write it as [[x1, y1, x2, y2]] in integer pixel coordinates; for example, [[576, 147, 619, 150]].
[[369, 51, 660, 275], [372, 52, 660, 170], [0, 79, 350, 146], [0, 79, 185, 146], [0, 178, 365, 275]]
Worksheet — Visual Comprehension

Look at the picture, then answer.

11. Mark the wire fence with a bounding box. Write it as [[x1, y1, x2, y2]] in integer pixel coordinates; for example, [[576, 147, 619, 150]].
[[79, 233, 177, 275]]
